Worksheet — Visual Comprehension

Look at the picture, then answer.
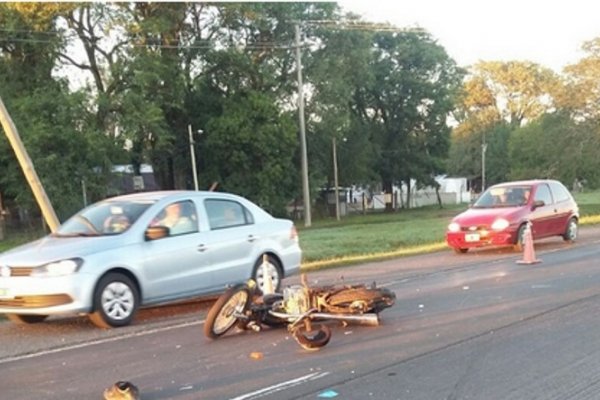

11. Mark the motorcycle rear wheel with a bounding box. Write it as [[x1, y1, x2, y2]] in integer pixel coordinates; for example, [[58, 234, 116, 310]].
[[205, 284, 251, 339]]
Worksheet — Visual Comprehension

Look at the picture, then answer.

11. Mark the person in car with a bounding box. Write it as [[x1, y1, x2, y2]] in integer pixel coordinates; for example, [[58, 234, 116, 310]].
[[104, 214, 131, 233], [155, 202, 194, 235]]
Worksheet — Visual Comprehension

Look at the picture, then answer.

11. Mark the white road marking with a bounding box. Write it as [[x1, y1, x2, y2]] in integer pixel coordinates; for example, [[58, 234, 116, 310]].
[[229, 371, 330, 400], [0, 319, 204, 365]]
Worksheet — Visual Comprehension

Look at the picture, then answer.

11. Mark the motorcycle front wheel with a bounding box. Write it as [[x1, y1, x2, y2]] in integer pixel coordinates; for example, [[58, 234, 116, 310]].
[[292, 323, 332, 351], [204, 284, 252, 339]]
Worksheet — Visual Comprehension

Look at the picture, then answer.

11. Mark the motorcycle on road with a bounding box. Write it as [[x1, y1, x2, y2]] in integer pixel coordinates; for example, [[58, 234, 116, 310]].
[[204, 274, 396, 350]]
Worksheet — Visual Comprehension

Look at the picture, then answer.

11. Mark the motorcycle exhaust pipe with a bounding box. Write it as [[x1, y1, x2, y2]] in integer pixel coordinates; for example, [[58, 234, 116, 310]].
[[269, 311, 380, 326], [312, 312, 380, 326]]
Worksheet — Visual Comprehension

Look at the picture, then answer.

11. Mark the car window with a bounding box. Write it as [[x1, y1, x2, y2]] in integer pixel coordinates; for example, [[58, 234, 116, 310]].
[[534, 184, 553, 205], [472, 185, 532, 208], [205, 199, 253, 230], [150, 200, 198, 236], [549, 181, 572, 203], [58, 200, 155, 236]]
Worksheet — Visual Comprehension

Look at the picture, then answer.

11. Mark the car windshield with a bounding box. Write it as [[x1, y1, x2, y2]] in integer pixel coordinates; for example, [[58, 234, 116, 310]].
[[472, 185, 533, 208], [55, 199, 156, 237]]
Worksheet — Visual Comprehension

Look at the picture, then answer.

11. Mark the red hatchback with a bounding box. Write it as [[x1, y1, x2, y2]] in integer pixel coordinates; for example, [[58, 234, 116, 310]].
[[446, 179, 579, 253]]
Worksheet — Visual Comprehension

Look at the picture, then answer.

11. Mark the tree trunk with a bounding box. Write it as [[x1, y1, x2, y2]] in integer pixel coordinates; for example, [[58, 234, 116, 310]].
[[405, 178, 411, 209], [383, 180, 394, 212]]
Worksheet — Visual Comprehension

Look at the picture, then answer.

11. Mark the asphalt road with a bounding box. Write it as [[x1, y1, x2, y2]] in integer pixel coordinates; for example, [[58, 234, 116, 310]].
[[1, 227, 600, 399]]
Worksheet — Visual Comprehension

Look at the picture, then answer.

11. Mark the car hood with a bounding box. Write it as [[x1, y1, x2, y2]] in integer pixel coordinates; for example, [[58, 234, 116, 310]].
[[0, 235, 124, 266], [452, 206, 523, 227]]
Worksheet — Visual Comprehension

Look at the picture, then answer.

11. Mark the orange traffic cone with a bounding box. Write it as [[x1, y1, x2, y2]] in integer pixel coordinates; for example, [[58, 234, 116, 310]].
[[516, 222, 541, 264]]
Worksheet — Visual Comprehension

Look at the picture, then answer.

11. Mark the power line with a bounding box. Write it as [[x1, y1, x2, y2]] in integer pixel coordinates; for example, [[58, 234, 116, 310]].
[[0, 36, 297, 51]]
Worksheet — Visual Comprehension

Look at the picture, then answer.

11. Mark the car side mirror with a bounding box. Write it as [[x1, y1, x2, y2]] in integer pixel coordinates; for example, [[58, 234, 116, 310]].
[[145, 226, 170, 241], [531, 200, 545, 210]]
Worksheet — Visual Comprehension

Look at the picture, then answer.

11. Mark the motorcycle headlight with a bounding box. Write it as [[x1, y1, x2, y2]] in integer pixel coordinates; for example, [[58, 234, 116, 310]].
[[491, 218, 510, 231], [447, 222, 461, 232], [31, 258, 83, 277]]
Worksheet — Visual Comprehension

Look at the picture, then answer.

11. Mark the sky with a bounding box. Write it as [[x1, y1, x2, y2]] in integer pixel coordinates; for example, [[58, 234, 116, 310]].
[[337, 0, 600, 72]]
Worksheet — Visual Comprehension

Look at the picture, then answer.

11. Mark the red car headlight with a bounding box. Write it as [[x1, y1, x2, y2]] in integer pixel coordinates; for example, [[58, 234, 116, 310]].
[[447, 222, 461, 233], [491, 218, 509, 231]]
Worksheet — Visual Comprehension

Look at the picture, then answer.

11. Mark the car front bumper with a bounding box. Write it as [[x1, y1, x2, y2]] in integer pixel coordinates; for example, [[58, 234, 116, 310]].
[[446, 228, 518, 250], [0, 274, 95, 316]]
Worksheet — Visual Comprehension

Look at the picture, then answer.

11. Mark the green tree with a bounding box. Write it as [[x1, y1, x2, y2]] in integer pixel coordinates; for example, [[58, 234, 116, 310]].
[[509, 112, 600, 189], [306, 21, 378, 192], [559, 38, 600, 120], [463, 61, 561, 127], [354, 29, 463, 209], [0, 4, 116, 220], [448, 60, 561, 188]]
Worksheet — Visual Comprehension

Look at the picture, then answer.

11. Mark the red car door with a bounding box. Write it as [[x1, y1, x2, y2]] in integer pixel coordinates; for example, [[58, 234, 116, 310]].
[[548, 181, 575, 235], [528, 183, 556, 238]]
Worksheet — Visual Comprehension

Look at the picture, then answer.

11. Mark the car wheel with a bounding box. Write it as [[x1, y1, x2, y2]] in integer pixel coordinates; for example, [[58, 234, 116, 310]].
[[563, 218, 578, 242], [453, 247, 468, 254], [89, 273, 139, 329], [6, 314, 48, 324], [513, 224, 527, 252], [252, 254, 282, 294]]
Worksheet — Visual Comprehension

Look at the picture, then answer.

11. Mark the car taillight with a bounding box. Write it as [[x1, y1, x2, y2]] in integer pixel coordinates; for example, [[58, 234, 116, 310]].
[[290, 226, 298, 241]]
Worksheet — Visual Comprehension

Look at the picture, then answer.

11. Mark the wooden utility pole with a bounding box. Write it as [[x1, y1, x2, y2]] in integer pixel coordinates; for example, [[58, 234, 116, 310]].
[[0, 191, 5, 240], [0, 95, 60, 232]]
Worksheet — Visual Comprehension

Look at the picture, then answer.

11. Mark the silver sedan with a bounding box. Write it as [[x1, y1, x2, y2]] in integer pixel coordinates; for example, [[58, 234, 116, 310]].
[[0, 191, 301, 328]]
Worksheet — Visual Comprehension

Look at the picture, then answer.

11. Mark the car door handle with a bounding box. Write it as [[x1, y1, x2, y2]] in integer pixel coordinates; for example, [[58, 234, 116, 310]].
[[197, 244, 207, 252], [247, 234, 259, 243]]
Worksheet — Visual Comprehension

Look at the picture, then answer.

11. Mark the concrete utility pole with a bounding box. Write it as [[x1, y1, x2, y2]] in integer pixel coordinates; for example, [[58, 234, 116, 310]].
[[0, 95, 60, 232], [295, 23, 311, 227], [481, 139, 488, 192], [188, 125, 199, 191], [332, 137, 340, 221]]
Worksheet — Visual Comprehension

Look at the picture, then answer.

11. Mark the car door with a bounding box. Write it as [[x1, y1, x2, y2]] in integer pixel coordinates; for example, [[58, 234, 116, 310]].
[[548, 181, 575, 234], [141, 200, 211, 303], [200, 198, 258, 290], [528, 183, 556, 238]]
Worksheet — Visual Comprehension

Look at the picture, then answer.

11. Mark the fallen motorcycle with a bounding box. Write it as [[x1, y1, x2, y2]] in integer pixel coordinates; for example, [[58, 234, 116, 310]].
[[204, 274, 396, 350]]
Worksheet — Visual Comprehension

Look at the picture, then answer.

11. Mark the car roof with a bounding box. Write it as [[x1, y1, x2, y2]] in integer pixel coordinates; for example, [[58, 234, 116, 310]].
[[492, 179, 561, 188], [103, 190, 240, 203]]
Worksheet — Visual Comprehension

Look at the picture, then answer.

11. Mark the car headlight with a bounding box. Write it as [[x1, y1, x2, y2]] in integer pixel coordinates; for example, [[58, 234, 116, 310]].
[[491, 218, 510, 231], [31, 258, 83, 277], [447, 222, 461, 232]]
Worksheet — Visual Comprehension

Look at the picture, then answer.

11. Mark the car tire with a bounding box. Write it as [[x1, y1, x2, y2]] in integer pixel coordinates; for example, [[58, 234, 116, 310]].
[[252, 254, 283, 294], [513, 224, 527, 252], [89, 273, 139, 329], [6, 314, 48, 324], [453, 247, 468, 254], [563, 218, 578, 242]]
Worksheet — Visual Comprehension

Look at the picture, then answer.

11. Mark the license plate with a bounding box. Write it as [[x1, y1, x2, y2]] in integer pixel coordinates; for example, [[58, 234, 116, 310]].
[[465, 233, 480, 242]]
